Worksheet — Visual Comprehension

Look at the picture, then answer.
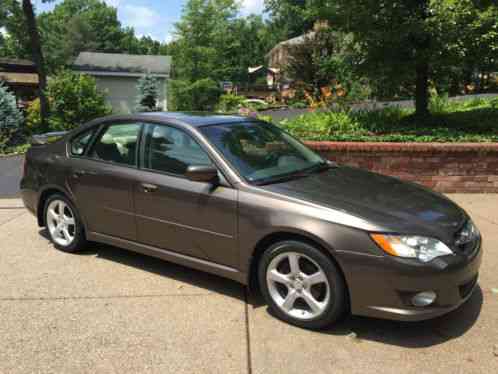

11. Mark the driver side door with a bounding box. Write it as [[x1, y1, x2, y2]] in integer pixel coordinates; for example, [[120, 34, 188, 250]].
[[133, 123, 239, 268]]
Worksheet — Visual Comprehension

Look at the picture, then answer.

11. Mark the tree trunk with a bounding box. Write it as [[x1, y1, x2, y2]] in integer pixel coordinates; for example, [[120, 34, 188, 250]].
[[415, 62, 430, 117], [22, 0, 49, 131]]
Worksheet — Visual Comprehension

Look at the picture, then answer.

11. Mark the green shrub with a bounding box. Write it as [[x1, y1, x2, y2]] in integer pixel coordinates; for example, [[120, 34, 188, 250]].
[[169, 78, 221, 111], [351, 107, 409, 132], [168, 79, 190, 111], [280, 110, 367, 140], [276, 97, 498, 143], [460, 97, 488, 110], [48, 71, 112, 131], [256, 114, 273, 123], [25, 98, 43, 134], [216, 94, 246, 113], [429, 93, 451, 114], [289, 101, 308, 109], [243, 99, 269, 112], [490, 97, 498, 109], [0, 127, 28, 154], [26, 71, 112, 133]]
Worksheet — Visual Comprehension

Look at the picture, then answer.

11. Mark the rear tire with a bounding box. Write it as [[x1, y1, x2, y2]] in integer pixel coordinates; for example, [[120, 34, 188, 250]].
[[258, 240, 347, 330], [44, 194, 87, 253]]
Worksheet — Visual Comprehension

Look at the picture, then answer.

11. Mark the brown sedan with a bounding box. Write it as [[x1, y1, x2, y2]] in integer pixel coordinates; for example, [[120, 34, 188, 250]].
[[21, 113, 482, 329]]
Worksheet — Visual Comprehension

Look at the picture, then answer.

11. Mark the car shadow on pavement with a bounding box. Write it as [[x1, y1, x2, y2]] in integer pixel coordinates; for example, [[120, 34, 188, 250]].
[[261, 286, 483, 348], [40, 229, 246, 301], [38, 228, 484, 348]]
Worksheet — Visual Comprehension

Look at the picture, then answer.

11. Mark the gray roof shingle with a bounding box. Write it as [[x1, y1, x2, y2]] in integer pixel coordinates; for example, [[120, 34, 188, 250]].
[[73, 52, 171, 75]]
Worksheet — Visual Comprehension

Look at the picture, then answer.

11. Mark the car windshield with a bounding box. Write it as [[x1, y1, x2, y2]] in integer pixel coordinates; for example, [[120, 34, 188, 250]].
[[200, 121, 326, 184]]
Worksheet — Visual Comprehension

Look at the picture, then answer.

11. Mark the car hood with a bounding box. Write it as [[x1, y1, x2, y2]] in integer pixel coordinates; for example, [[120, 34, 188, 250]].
[[259, 166, 467, 241]]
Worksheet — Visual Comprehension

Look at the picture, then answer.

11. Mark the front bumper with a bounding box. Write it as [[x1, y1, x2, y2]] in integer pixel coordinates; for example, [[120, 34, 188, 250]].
[[339, 240, 482, 321]]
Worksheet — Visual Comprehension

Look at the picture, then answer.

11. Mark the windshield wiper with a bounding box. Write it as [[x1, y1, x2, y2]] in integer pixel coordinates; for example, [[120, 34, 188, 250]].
[[253, 171, 310, 186], [254, 161, 333, 186]]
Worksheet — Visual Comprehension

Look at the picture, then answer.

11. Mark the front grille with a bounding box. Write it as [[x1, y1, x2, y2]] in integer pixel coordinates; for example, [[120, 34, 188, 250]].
[[453, 220, 480, 255], [456, 238, 479, 254], [459, 275, 477, 299]]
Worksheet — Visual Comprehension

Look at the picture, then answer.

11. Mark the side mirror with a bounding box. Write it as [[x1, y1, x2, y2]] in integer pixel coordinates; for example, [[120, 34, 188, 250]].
[[185, 165, 219, 183]]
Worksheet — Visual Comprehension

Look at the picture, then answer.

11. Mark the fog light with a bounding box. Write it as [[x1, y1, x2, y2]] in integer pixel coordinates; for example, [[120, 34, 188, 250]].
[[412, 291, 436, 307]]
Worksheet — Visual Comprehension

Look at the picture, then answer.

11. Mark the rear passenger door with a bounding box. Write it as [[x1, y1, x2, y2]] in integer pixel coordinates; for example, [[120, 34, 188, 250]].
[[133, 123, 239, 268], [68, 122, 142, 241]]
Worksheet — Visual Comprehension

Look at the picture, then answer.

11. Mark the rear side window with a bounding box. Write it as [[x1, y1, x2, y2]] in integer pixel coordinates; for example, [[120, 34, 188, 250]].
[[90, 123, 141, 166], [71, 129, 95, 156], [143, 124, 212, 175]]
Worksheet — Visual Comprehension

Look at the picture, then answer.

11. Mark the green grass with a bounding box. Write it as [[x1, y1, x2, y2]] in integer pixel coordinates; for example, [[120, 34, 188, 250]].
[[0, 142, 30, 156], [277, 96, 498, 142]]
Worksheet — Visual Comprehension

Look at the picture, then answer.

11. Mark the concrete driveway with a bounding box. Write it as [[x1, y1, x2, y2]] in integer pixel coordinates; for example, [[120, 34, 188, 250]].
[[0, 195, 497, 373]]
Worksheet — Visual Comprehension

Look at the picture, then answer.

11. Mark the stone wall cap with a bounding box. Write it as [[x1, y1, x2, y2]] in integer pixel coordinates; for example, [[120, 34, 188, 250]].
[[306, 141, 498, 153]]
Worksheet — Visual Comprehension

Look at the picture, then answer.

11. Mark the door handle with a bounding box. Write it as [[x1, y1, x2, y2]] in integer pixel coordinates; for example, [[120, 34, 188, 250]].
[[73, 169, 98, 178], [141, 183, 158, 193], [72, 170, 86, 178]]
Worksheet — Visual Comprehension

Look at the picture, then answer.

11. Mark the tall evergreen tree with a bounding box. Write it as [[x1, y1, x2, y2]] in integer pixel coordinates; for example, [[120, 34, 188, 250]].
[[135, 75, 160, 112], [0, 83, 23, 129]]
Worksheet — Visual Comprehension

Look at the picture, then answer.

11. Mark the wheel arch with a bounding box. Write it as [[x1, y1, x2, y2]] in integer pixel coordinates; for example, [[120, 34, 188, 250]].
[[37, 186, 78, 227], [247, 231, 350, 307]]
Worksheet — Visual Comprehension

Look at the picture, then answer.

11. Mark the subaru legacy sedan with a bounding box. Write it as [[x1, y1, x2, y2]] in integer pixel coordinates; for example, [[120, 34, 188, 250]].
[[21, 113, 482, 329]]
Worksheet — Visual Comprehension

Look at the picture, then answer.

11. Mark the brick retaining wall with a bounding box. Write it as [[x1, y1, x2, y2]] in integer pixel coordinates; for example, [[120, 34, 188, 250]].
[[307, 142, 498, 193]]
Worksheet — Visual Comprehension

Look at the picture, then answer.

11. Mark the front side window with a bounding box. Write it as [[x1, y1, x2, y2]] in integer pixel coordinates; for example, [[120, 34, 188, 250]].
[[200, 121, 325, 184], [90, 123, 141, 166], [144, 124, 212, 175], [71, 129, 95, 156]]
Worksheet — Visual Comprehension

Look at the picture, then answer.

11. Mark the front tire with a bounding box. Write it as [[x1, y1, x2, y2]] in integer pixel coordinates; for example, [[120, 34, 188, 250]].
[[44, 194, 86, 253], [258, 240, 347, 330]]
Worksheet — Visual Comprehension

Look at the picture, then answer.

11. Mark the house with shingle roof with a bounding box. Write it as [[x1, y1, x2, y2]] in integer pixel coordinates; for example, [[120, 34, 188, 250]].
[[0, 58, 39, 107], [73, 52, 172, 114]]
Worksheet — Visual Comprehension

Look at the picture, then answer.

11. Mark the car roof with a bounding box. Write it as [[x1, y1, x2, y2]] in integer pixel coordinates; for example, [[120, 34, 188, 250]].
[[137, 112, 252, 127], [71, 112, 263, 142], [81, 112, 256, 133]]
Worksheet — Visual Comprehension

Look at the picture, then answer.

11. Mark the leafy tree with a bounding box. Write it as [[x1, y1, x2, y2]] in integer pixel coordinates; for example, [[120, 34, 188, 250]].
[[285, 28, 367, 106], [264, 0, 312, 39], [169, 78, 221, 111], [135, 74, 160, 112], [0, 1, 32, 59], [173, 0, 239, 82], [228, 15, 275, 85], [26, 71, 111, 132], [0, 4, 7, 49], [329, 0, 498, 116], [1, 0, 170, 72], [171, 0, 238, 109], [38, 0, 134, 71], [430, 1, 498, 94], [133, 36, 164, 55], [1, 0, 51, 128], [22, 0, 52, 130], [171, 0, 274, 109]]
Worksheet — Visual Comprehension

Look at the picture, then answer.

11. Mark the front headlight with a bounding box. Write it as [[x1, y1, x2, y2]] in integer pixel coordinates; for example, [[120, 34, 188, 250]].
[[371, 234, 453, 263]]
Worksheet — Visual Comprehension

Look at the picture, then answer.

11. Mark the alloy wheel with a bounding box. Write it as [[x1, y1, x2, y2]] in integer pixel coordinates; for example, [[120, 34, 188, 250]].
[[46, 199, 76, 247], [266, 251, 331, 320]]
